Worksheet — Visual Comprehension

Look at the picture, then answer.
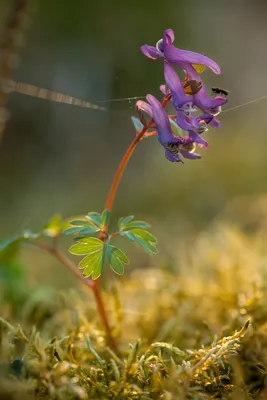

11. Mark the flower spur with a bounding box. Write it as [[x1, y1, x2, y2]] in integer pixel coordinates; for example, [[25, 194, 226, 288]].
[[141, 28, 221, 74]]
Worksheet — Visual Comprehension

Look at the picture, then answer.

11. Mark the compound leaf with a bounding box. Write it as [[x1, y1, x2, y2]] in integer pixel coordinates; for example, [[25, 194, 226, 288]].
[[118, 219, 158, 256], [62, 216, 101, 236], [107, 245, 129, 275]]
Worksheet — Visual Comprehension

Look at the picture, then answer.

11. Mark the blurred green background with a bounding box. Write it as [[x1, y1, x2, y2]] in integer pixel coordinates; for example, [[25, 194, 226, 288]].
[[1, 0, 267, 286]]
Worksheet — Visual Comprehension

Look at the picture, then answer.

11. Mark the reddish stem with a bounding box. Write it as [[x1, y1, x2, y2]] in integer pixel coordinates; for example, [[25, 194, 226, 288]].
[[104, 125, 150, 213], [104, 94, 170, 216], [91, 125, 150, 352], [91, 280, 117, 350], [90, 95, 171, 351]]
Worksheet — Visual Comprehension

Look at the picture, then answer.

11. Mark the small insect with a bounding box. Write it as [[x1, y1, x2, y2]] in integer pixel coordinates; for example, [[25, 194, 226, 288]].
[[211, 87, 229, 97]]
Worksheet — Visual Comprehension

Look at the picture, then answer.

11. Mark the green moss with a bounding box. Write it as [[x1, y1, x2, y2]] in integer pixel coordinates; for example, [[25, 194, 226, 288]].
[[2, 197, 267, 398]]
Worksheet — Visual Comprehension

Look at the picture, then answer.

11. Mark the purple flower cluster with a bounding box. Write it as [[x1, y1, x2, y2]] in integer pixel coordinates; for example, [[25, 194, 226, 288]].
[[136, 29, 228, 163]]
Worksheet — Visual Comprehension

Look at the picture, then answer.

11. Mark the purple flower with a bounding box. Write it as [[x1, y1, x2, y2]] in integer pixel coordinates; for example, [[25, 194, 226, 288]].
[[183, 63, 228, 114], [136, 95, 202, 163], [163, 61, 193, 110], [163, 62, 212, 144], [136, 28, 228, 165], [141, 29, 221, 75]]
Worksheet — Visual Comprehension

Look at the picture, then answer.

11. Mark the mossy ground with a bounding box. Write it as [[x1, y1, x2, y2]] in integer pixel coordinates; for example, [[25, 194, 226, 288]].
[[1, 196, 267, 399]]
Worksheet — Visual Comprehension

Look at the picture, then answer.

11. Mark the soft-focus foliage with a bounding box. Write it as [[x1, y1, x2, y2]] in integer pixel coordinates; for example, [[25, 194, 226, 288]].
[[1, 195, 267, 398]]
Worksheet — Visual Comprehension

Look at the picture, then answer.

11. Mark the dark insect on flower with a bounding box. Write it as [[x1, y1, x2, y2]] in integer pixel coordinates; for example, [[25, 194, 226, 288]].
[[211, 87, 229, 97]]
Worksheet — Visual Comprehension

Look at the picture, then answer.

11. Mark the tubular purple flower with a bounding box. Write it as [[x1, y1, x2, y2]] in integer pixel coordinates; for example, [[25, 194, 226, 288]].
[[164, 61, 192, 109], [141, 29, 221, 75], [138, 94, 203, 163], [136, 100, 153, 118], [146, 94, 175, 145], [183, 64, 228, 114], [164, 62, 214, 137]]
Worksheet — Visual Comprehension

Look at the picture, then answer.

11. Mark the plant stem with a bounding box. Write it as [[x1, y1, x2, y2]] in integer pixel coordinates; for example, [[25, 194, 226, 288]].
[[104, 126, 149, 213], [35, 97, 170, 351], [91, 280, 117, 350], [32, 241, 118, 351], [33, 241, 93, 288], [104, 94, 170, 219], [93, 125, 150, 351], [91, 95, 170, 350]]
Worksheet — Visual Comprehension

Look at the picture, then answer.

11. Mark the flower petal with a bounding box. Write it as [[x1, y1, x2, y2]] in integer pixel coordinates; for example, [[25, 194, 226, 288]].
[[176, 112, 194, 131], [136, 100, 153, 118], [165, 148, 183, 163], [210, 117, 222, 128], [163, 29, 175, 46], [164, 61, 191, 108], [197, 113, 214, 126], [140, 45, 163, 60], [184, 64, 227, 111], [180, 149, 201, 159], [146, 94, 174, 144], [164, 44, 221, 74], [160, 84, 168, 95], [188, 130, 208, 148]]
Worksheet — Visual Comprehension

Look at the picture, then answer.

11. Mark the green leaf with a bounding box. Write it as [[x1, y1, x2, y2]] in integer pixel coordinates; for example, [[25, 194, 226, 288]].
[[63, 227, 84, 236], [62, 217, 100, 236], [118, 215, 135, 231], [0, 230, 39, 261], [79, 227, 100, 235], [107, 245, 129, 275], [43, 214, 62, 237], [69, 220, 98, 227], [122, 231, 137, 242], [130, 229, 157, 243], [134, 237, 158, 255], [118, 216, 151, 231], [87, 212, 102, 227], [60, 215, 89, 232], [131, 116, 144, 132], [69, 237, 103, 255], [124, 220, 151, 230], [120, 228, 157, 256], [79, 249, 104, 280], [101, 209, 111, 228], [0, 238, 20, 261]]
